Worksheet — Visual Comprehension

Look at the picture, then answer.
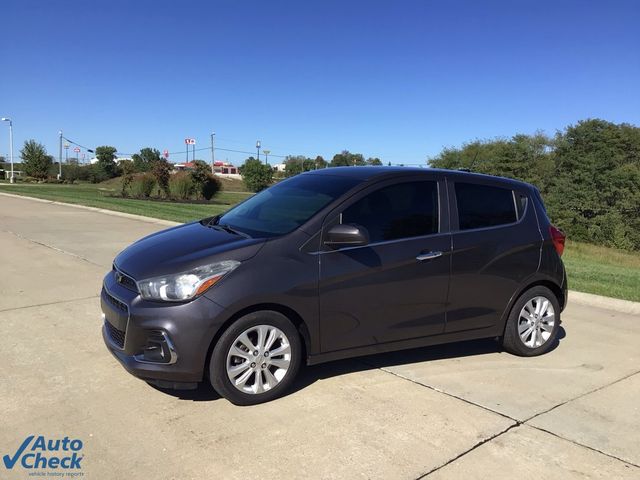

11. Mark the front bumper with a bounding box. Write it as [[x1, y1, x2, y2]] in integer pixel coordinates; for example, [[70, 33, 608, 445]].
[[101, 270, 226, 388]]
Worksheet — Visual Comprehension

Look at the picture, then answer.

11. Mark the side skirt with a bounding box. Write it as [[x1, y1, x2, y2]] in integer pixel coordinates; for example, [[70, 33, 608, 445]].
[[306, 325, 502, 366]]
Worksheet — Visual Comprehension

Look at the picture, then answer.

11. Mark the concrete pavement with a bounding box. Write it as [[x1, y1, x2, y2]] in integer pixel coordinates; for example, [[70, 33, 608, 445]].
[[1, 194, 638, 479]]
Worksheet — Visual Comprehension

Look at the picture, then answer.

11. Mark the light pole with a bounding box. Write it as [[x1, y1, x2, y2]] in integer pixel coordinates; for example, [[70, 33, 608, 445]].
[[64, 143, 70, 163], [210, 132, 216, 173], [1, 118, 13, 183], [256, 140, 261, 163], [263, 149, 270, 165], [58, 131, 63, 179]]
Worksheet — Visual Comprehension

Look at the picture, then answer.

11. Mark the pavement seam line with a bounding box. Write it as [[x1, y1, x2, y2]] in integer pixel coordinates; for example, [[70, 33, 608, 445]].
[[1, 228, 105, 267], [527, 424, 640, 469], [0, 295, 99, 313], [523, 369, 640, 424], [359, 360, 519, 423], [363, 360, 640, 474], [418, 423, 521, 478]]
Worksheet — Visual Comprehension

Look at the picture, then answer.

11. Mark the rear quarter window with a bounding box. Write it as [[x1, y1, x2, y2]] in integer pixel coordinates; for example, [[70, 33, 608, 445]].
[[455, 182, 517, 230]]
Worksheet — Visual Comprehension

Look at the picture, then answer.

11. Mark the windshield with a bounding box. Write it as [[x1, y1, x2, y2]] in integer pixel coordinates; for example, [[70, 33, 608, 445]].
[[218, 174, 360, 238]]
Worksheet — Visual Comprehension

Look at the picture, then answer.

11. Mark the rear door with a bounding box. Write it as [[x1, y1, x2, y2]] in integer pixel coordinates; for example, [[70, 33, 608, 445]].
[[318, 176, 451, 352], [446, 178, 541, 333]]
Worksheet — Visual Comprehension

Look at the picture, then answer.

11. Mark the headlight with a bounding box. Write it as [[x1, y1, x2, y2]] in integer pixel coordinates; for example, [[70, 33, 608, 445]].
[[137, 260, 240, 302]]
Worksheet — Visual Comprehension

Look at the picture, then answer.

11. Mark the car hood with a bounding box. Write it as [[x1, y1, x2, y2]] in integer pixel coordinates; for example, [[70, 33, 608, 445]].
[[114, 221, 266, 280]]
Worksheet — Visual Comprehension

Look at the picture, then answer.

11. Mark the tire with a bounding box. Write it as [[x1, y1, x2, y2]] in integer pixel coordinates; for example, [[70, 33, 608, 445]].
[[210, 310, 302, 405], [502, 286, 560, 357]]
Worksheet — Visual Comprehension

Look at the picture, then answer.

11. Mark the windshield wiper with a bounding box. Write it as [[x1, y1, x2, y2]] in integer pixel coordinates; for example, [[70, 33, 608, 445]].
[[200, 215, 250, 238], [213, 223, 250, 238]]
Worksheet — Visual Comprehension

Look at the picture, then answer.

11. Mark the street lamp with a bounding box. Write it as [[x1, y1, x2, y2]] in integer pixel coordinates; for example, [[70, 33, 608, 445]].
[[58, 131, 63, 179], [256, 140, 261, 163], [1, 118, 14, 183], [263, 149, 271, 165], [64, 143, 70, 163], [210, 132, 216, 174]]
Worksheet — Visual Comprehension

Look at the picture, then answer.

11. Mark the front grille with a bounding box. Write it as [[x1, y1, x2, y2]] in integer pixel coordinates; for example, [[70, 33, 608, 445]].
[[113, 264, 138, 292], [105, 320, 126, 349], [104, 289, 128, 313]]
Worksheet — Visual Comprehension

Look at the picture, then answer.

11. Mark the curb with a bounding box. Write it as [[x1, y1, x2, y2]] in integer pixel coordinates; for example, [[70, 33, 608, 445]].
[[0, 191, 180, 227], [2, 189, 638, 315], [569, 291, 640, 316]]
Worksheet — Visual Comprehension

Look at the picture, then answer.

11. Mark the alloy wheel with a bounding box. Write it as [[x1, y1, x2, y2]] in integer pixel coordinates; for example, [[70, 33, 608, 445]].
[[226, 324, 292, 394], [518, 296, 556, 348]]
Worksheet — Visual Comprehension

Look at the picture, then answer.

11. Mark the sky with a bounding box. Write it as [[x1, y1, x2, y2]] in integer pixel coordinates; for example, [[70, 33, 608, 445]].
[[1, 0, 639, 166]]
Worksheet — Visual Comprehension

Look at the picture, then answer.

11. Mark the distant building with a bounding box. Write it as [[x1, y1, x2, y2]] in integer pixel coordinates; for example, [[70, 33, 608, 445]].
[[89, 156, 132, 165], [173, 161, 197, 171], [273, 163, 286, 172], [212, 161, 238, 175]]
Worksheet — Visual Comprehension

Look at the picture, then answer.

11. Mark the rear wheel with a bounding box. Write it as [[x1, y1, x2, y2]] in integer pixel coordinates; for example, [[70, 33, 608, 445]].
[[502, 286, 560, 356], [210, 311, 302, 405]]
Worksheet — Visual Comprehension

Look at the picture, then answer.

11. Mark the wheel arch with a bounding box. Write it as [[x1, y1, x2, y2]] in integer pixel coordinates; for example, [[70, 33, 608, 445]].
[[203, 303, 312, 379], [498, 278, 565, 337]]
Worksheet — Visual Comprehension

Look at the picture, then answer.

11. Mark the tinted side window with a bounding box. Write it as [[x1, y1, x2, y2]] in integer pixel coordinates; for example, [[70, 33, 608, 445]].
[[342, 181, 438, 242], [455, 182, 517, 230]]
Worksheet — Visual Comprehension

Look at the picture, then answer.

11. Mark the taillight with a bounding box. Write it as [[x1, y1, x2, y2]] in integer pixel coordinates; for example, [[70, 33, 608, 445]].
[[549, 225, 566, 256]]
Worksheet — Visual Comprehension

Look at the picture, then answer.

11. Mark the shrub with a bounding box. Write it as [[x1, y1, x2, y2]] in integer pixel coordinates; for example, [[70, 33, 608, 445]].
[[152, 159, 172, 197], [240, 157, 273, 192], [130, 173, 156, 198], [200, 174, 222, 200], [169, 171, 194, 200]]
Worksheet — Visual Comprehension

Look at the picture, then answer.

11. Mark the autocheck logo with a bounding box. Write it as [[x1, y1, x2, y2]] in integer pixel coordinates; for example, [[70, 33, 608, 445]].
[[3, 435, 84, 472]]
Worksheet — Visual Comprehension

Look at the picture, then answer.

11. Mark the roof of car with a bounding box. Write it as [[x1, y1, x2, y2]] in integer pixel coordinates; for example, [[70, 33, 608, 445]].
[[302, 166, 533, 189]]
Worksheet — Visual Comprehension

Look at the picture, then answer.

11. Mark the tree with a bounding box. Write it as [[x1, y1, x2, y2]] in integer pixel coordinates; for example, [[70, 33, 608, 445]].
[[366, 157, 383, 166], [239, 157, 273, 192], [314, 156, 327, 169], [94, 146, 118, 179], [151, 159, 172, 197], [284, 155, 315, 177], [428, 119, 640, 251], [20, 140, 52, 179], [131, 147, 162, 172], [330, 150, 366, 167]]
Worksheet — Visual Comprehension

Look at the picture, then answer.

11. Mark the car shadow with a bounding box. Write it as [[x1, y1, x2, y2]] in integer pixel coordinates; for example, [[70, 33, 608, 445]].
[[152, 326, 566, 402]]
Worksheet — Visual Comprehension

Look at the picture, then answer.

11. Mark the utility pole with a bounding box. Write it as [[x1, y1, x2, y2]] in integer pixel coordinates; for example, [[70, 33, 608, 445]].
[[210, 132, 216, 173], [263, 149, 270, 165], [0, 118, 13, 183], [64, 143, 69, 163], [58, 131, 63, 179], [256, 140, 261, 163]]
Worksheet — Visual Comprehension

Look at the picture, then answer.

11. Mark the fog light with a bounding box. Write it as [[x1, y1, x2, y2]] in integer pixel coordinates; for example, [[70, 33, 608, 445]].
[[135, 330, 177, 364]]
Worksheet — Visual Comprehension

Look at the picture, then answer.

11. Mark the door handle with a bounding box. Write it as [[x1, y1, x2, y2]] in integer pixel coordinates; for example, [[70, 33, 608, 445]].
[[416, 251, 443, 262]]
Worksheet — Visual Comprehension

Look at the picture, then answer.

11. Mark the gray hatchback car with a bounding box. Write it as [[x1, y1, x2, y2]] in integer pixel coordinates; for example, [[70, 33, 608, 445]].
[[102, 167, 567, 405]]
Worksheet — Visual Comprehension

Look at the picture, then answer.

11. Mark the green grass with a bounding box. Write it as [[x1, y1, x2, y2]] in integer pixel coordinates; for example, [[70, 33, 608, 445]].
[[1, 182, 252, 223], [563, 240, 640, 302], [2, 182, 639, 302]]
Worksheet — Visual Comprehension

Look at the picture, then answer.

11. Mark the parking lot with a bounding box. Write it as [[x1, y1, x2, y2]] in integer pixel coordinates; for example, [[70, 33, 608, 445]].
[[1, 193, 639, 479]]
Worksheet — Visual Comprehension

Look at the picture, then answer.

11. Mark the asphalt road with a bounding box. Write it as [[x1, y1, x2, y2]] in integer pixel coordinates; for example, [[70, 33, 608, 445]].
[[1, 193, 639, 479]]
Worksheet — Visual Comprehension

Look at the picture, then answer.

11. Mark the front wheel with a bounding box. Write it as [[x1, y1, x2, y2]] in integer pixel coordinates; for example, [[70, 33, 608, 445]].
[[210, 311, 302, 405], [502, 286, 560, 356]]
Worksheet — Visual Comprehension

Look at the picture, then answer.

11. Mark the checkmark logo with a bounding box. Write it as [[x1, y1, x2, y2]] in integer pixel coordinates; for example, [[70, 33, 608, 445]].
[[3, 435, 34, 469]]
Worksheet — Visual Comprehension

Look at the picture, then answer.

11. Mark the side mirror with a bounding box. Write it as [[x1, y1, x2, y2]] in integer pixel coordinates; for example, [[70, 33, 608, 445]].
[[324, 224, 370, 248]]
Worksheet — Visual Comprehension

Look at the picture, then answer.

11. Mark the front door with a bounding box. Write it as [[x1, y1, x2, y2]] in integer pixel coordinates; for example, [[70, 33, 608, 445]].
[[318, 178, 451, 352]]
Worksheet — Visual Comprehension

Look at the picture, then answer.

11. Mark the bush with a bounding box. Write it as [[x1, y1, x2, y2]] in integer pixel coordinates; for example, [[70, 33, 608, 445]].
[[169, 172, 194, 200], [130, 173, 156, 198], [152, 159, 172, 197], [200, 174, 222, 200], [88, 164, 110, 183], [240, 157, 273, 192]]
